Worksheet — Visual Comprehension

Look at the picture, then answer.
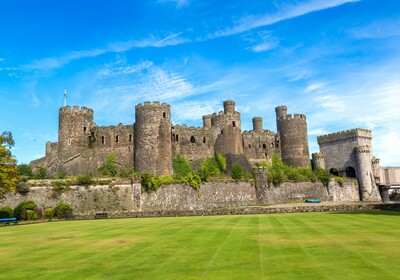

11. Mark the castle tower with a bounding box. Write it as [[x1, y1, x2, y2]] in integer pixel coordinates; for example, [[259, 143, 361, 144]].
[[134, 101, 172, 175], [354, 145, 374, 201], [202, 115, 212, 128], [213, 100, 243, 155], [275, 106, 310, 167], [312, 152, 325, 170], [371, 157, 381, 185], [252, 117, 263, 131], [58, 106, 94, 161]]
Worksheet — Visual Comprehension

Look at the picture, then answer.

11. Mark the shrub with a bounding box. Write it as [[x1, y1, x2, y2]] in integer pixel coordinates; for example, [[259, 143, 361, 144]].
[[99, 154, 118, 177], [0, 206, 13, 218], [215, 153, 226, 173], [32, 166, 47, 179], [16, 180, 30, 194], [53, 203, 73, 219], [119, 166, 135, 178], [26, 210, 38, 221], [231, 163, 244, 179], [140, 173, 175, 192], [43, 208, 54, 220], [183, 173, 202, 189], [57, 170, 67, 179], [17, 164, 32, 178], [76, 174, 93, 185], [200, 157, 221, 181], [173, 155, 192, 178], [14, 200, 37, 220]]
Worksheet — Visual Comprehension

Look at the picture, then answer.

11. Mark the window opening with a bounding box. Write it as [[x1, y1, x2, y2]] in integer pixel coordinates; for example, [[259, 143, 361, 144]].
[[190, 136, 196, 143]]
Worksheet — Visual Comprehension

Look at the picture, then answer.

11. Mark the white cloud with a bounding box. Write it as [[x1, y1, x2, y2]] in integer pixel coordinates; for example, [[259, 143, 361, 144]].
[[350, 18, 400, 39], [100, 57, 154, 77], [244, 31, 279, 53], [171, 100, 221, 123], [211, 0, 360, 38], [304, 82, 325, 93]]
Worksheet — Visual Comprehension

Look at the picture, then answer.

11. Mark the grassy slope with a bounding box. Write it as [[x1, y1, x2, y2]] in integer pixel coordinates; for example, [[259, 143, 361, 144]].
[[1, 211, 400, 280]]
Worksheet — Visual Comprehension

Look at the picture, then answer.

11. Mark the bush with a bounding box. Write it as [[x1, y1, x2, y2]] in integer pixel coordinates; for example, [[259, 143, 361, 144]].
[[17, 164, 32, 177], [76, 174, 93, 185], [99, 154, 118, 177], [57, 170, 67, 179], [14, 200, 37, 220], [43, 208, 54, 220], [26, 210, 38, 221], [140, 173, 175, 192], [32, 166, 47, 179], [119, 166, 135, 178], [231, 163, 244, 179], [182, 173, 202, 189], [200, 157, 221, 181], [173, 155, 192, 178], [0, 206, 13, 218], [215, 153, 226, 173], [16, 180, 30, 194], [53, 203, 73, 219]]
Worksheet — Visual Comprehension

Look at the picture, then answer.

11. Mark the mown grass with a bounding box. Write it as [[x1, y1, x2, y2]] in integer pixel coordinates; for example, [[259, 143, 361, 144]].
[[1, 211, 400, 279]]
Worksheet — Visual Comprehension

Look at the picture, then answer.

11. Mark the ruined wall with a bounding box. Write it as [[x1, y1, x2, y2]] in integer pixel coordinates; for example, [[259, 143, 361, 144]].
[[141, 182, 257, 211], [171, 125, 213, 162], [242, 129, 277, 164], [95, 124, 134, 169]]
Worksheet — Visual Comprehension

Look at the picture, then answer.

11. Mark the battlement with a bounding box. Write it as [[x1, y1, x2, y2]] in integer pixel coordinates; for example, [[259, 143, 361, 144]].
[[354, 145, 371, 153], [223, 100, 235, 113], [371, 157, 380, 164], [312, 152, 325, 159], [60, 105, 93, 114], [253, 116, 262, 121], [136, 101, 170, 109], [275, 105, 287, 112], [202, 115, 212, 120], [317, 128, 372, 144], [277, 113, 307, 121]]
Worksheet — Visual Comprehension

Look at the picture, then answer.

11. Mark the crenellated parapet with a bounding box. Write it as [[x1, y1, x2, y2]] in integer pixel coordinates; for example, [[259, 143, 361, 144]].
[[252, 116, 263, 131], [354, 145, 371, 153], [318, 128, 372, 145]]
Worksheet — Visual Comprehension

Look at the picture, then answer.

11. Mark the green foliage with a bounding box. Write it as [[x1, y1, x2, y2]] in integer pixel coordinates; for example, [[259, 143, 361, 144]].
[[0, 206, 13, 218], [231, 163, 244, 179], [17, 164, 33, 177], [14, 200, 37, 220], [43, 208, 54, 220], [172, 155, 192, 178], [57, 170, 67, 179], [140, 173, 175, 192], [26, 210, 39, 221], [99, 154, 118, 177], [76, 174, 93, 185], [200, 156, 221, 181], [16, 180, 30, 194], [51, 181, 71, 195], [267, 155, 333, 186], [335, 176, 344, 186], [53, 203, 73, 219], [215, 153, 226, 172], [32, 166, 47, 179], [0, 131, 18, 198], [182, 173, 202, 189], [119, 166, 135, 178]]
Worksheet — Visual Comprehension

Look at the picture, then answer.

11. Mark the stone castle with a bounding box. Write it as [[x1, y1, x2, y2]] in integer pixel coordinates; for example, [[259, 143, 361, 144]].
[[31, 99, 390, 202]]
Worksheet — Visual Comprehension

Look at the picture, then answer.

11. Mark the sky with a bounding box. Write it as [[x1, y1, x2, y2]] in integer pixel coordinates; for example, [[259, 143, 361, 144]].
[[1, 0, 400, 166]]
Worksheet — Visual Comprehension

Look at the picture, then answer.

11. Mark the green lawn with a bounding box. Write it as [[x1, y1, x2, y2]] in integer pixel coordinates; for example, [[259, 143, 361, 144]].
[[1, 211, 400, 280]]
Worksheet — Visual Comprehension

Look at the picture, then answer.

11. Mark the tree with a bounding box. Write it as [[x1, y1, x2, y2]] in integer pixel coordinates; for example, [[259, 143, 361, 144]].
[[17, 164, 33, 178], [0, 131, 18, 198], [99, 154, 118, 176], [172, 155, 192, 178]]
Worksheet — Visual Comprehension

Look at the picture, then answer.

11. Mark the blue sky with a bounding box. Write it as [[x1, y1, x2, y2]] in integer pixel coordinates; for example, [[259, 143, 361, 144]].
[[1, 0, 400, 166]]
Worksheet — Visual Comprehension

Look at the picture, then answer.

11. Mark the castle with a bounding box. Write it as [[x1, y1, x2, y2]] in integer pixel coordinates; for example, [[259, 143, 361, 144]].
[[31, 100, 388, 202]]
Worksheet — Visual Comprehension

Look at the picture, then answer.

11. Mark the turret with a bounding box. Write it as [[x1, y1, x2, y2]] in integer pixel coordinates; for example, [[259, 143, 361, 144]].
[[312, 152, 325, 170], [371, 157, 381, 185], [223, 100, 235, 114], [134, 101, 172, 175], [58, 105, 94, 161], [202, 115, 212, 128], [354, 145, 374, 201], [252, 117, 263, 131], [275, 106, 310, 167]]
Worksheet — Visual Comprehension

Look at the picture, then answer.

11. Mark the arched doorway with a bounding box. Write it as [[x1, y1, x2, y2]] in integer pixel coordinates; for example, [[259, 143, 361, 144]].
[[345, 166, 356, 178], [329, 168, 339, 176]]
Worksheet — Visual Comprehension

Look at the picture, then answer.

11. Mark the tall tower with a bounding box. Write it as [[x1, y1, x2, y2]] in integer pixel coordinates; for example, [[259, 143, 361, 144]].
[[58, 105, 94, 161], [134, 101, 172, 175], [275, 106, 310, 167], [312, 152, 325, 170], [252, 117, 263, 131], [213, 100, 243, 155], [354, 145, 374, 201]]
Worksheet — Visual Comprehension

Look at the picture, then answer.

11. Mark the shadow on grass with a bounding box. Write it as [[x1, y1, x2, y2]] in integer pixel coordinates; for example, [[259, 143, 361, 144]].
[[329, 209, 400, 216]]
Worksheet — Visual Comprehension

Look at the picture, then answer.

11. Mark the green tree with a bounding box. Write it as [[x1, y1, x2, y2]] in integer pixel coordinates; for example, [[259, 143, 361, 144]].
[[17, 164, 33, 178], [99, 154, 118, 176], [231, 163, 244, 179], [172, 155, 192, 178], [32, 166, 47, 179], [0, 131, 18, 198], [215, 153, 226, 173]]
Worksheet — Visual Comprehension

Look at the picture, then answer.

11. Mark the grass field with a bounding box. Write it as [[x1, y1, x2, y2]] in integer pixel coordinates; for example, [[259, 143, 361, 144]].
[[1, 211, 400, 280]]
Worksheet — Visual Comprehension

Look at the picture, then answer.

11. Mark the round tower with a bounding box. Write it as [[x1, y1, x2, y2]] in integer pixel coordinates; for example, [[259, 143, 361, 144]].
[[355, 145, 374, 200], [252, 117, 263, 131], [202, 115, 212, 128], [58, 105, 94, 161], [134, 101, 172, 175], [276, 106, 310, 167], [371, 157, 381, 185], [312, 152, 325, 170], [223, 100, 235, 114]]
